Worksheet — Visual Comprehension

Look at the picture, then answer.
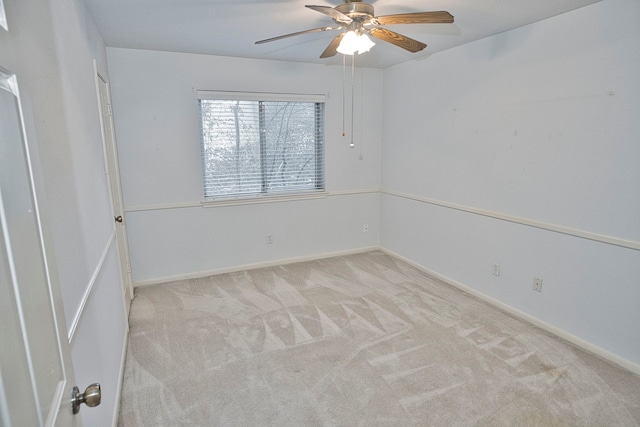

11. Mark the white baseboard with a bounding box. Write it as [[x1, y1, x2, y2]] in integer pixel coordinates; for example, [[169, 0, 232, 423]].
[[133, 245, 639, 376], [379, 247, 640, 377], [133, 246, 381, 287]]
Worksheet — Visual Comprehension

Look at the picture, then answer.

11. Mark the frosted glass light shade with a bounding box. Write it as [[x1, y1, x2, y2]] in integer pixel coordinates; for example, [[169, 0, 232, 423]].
[[337, 31, 358, 55], [337, 31, 375, 55], [356, 33, 375, 54]]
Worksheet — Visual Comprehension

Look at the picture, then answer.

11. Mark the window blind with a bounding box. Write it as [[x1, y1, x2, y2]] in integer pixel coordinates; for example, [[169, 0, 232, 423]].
[[198, 92, 325, 200]]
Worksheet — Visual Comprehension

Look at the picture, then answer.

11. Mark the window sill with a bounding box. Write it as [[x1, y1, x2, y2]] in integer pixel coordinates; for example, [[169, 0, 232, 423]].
[[201, 191, 328, 208]]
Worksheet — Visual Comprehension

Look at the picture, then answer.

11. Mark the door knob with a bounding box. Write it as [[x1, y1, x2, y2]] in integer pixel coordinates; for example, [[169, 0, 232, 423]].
[[71, 383, 101, 414], [115, 215, 123, 223]]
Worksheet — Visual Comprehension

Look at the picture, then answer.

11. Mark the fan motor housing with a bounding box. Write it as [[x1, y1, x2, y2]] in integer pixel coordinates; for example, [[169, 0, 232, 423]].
[[335, 2, 374, 21]]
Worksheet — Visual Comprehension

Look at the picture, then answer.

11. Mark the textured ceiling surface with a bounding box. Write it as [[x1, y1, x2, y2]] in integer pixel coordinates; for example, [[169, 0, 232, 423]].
[[83, 0, 602, 68]]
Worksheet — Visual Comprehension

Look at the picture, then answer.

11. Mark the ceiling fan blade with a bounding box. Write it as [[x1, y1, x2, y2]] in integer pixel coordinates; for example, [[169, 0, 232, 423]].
[[306, 5, 352, 24], [375, 11, 454, 25], [320, 33, 345, 58], [369, 28, 426, 53], [255, 26, 335, 44]]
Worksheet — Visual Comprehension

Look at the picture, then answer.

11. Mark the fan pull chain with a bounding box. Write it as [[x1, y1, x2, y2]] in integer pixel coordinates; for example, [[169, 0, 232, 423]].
[[350, 53, 355, 148], [359, 68, 364, 160], [342, 53, 346, 137]]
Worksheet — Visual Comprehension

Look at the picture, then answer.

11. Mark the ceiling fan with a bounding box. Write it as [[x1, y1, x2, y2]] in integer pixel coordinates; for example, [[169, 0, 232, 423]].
[[255, 0, 454, 58]]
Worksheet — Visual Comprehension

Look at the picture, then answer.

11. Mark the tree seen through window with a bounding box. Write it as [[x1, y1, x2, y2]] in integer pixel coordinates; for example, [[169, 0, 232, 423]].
[[199, 97, 324, 199]]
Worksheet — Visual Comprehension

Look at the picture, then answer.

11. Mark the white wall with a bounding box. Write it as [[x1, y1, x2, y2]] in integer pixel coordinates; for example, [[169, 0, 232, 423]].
[[2, 0, 128, 424], [47, 2, 128, 424], [380, 0, 640, 369], [107, 49, 383, 284]]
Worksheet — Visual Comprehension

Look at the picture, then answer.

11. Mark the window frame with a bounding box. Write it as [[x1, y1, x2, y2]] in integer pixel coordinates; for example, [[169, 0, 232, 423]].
[[197, 90, 326, 204]]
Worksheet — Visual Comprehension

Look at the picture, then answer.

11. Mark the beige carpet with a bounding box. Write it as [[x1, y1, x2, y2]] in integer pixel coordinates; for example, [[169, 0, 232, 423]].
[[118, 251, 640, 426]]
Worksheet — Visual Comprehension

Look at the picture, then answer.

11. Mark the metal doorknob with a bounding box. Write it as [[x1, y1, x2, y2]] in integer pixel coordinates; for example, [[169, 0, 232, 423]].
[[71, 383, 101, 414], [115, 215, 123, 223]]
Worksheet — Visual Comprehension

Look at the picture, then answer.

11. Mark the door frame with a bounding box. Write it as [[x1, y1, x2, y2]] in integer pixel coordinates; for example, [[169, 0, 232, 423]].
[[94, 61, 133, 307]]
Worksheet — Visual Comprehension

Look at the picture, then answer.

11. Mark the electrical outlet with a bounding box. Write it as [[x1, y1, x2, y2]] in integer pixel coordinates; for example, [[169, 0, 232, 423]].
[[266, 235, 273, 244], [533, 277, 543, 292], [492, 263, 501, 277], [363, 224, 369, 233]]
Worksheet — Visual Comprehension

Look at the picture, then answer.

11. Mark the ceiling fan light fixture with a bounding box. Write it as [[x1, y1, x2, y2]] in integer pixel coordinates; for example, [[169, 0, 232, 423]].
[[337, 30, 358, 55], [337, 30, 375, 55], [256, 5, 454, 59], [357, 33, 375, 54]]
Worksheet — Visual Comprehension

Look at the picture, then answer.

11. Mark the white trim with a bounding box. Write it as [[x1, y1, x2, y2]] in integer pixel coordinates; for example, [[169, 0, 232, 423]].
[[382, 189, 640, 251], [93, 60, 134, 307], [0, 70, 45, 424], [201, 191, 329, 208], [123, 189, 639, 252], [43, 380, 66, 427], [125, 188, 379, 212], [0, 0, 7, 31], [197, 90, 325, 103], [379, 247, 640, 376], [133, 246, 380, 287], [133, 244, 640, 375], [328, 188, 380, 197], [68, 232, 116, 344], [126, 201, 201, 212], [111, 323, 129, 427]]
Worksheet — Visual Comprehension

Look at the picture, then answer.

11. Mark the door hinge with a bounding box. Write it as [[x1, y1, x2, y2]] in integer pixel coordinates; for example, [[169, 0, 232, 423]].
[[107, 103, 113, 116]]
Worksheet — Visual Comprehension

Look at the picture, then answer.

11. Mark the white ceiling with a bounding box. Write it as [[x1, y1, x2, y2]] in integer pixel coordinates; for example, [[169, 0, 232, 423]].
[[82, 0, 602, 69]]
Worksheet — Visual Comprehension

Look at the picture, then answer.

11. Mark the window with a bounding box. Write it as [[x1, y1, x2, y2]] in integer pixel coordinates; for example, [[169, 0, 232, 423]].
[[198, 91, 325, 201]]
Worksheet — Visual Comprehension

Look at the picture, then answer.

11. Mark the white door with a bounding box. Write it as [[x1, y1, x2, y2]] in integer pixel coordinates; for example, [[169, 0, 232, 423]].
[[0, 69, 79, 426], [95, 65, 133, 306]]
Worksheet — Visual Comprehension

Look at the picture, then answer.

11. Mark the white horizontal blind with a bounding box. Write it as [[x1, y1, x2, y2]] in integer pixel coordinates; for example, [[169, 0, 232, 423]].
[[198, 92, 325, 200]]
